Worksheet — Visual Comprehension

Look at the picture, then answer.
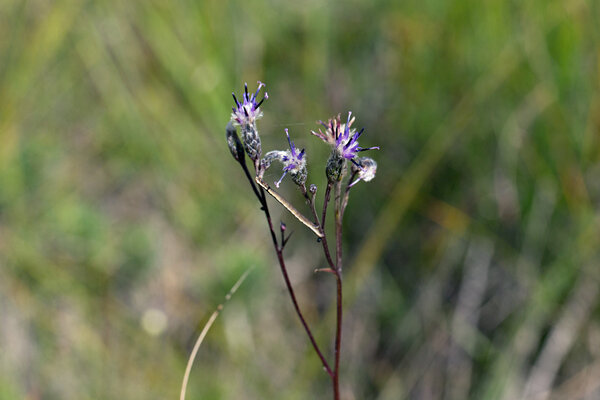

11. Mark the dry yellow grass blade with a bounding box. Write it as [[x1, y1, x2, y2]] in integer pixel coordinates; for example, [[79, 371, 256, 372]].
[[180, 267, 253, 400]]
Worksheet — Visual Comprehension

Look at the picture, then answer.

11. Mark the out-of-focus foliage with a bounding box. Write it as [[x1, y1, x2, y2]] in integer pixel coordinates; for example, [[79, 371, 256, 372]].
[[0, 0, 599, 399]]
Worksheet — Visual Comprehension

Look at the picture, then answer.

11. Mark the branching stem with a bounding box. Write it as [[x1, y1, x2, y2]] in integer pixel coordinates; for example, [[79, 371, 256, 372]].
[[236, 151, 345, 400], [243, 169, 333, 378]]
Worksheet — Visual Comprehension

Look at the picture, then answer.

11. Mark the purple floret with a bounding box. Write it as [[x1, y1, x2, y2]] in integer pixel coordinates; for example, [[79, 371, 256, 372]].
[[231, 81, 268, 126], [311, 112, 379, 161], [337, 112, 379, 160]]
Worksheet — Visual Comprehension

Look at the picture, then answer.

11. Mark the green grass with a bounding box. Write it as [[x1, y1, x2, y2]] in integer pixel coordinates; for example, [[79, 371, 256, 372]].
[[1, 0, 599, 398]]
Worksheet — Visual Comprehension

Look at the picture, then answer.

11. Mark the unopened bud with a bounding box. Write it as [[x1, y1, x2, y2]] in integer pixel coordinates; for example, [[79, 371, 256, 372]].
[[326, 150, 346, 183], [309, 184, 317, 195], [226, 122, 245, 164]]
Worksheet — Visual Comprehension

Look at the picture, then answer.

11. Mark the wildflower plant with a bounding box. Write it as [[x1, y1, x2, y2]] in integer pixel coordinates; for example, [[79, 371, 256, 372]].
[[226, 82, 378, 399]]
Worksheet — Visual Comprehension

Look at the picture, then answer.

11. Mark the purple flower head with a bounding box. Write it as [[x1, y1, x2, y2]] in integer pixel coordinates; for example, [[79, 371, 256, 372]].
[[231, 81, 268, 127], [275, 129, 307, 187], [260, 128, 307, 187], [311, 112, 379, 160], [336, 112, 379, 160]]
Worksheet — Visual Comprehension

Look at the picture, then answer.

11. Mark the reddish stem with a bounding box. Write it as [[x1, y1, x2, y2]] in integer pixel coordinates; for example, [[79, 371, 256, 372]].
[[239, 161, 333, 378], [259, 186, 334, 378], [332, 180, 344, 400]]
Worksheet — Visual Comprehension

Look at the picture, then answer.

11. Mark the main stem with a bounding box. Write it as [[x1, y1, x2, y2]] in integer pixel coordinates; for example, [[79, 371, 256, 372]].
[[333, 180, 344, 400], [306, 182, 342, 400]]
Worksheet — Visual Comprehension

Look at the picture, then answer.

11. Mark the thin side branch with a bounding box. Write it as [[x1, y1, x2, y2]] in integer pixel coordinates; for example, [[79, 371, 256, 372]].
[[319, 183, 336, 269], [256, 177, 324, 238]]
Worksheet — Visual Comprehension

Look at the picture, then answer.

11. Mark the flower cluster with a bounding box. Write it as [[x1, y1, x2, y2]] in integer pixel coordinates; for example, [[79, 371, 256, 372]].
[[228, 81, 378, 188]]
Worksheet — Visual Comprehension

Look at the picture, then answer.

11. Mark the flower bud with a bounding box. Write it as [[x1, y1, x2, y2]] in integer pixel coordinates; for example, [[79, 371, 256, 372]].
[[309, 184, 317, 195], [326, 150, 346, 183], [226, 121, 245, 164]]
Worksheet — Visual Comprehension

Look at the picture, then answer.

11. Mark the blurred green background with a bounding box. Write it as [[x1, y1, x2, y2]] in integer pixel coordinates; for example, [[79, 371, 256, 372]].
[[1, 0, 599, 399]]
